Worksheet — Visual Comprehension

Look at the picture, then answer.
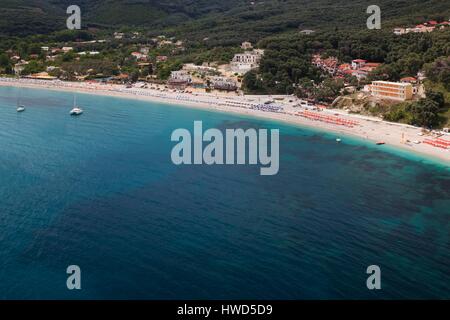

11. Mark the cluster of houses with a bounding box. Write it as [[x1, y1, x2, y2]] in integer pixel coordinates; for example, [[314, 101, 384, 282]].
[[11, 56, 58, 80], [114, 31, 141, 40], [11, 44, 104, 77], [11, 46, 76, 77], [131, 50, 149, 61], [168, 65, 239, 92], [113, 31, 185, 48], [393, 19, 450, 35], [311, 54, 426, 102], [10, 32, 185, 79], [338, 60, 382, 81], [311, 55, 339, 75], [7, 38, 262, 93], [154, 36, 184, 51], [167, 42, 264, 92], [312, 55, 382, 80]]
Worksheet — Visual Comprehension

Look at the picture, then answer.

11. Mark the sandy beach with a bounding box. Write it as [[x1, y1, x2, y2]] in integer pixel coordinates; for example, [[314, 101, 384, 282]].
[[1, 78, 449, 165]]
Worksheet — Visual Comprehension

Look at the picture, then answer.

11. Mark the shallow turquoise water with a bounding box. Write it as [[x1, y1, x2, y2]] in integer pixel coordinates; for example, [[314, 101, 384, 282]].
[[0, 86, 449, 299]]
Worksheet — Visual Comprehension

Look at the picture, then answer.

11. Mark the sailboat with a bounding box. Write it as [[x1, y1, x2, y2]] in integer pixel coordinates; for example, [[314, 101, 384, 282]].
[[16, 88, 25, 112], [70, 94, 83, 116]]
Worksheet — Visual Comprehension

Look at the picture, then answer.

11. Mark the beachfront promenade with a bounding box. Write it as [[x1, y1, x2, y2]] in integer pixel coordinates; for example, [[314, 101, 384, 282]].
[[1, 77, 449, 164], [0, 77, 288, 113]]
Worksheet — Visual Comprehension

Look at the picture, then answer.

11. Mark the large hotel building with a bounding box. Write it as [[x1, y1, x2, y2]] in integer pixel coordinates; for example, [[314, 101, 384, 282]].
[[370, 81, 413, 101]]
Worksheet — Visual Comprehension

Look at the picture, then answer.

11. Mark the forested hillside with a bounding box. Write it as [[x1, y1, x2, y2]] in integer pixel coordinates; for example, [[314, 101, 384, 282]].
[[0, 0, 64, 36], [2, 0, 450, 41], [169, 0, 450, 45]]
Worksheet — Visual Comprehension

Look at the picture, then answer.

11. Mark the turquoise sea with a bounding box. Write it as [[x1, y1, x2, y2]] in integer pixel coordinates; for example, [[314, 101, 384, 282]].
[[0, 86, 449, 299]]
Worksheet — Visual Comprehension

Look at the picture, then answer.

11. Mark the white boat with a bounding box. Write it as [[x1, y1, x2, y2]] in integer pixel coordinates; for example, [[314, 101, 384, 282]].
[[70, 94, 83, 116], [336, 138, 342, 143], [16, 88, 25, 112], [70, 107, 83, 116]]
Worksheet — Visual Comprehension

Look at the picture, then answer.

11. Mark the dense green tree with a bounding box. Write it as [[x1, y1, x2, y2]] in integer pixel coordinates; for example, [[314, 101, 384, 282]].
[[424, 56, 450, 90], [0, 53, 12, 74], [22, 61, 44, 75], [242, 70, 265, 94], [156, 60, 183, 80], [426, 90, 445, 108], [0, 53, 10, 68], [384, 103, 410, 123], [407, 98, 441, 128], [130, 71, 140, 83]]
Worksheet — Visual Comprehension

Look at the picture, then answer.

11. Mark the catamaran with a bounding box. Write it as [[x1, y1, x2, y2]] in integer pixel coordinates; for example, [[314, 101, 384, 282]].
[[70, 94, 83, 116], [16, 88, 25, 112]]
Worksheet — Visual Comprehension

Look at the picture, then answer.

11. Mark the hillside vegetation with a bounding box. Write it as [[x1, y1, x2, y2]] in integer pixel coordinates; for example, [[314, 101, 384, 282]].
[[2, 0, 450, 40]]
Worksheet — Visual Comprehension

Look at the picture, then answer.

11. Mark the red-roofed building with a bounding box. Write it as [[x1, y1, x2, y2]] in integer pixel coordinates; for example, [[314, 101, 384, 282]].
[[414, 25, 435, 32], [394, 20, 448, 35], [352, 59, 367, 69], [338, 63, 351, 71], [336, 60, 383, 79], [156, 55, 168, 62], [354, 69, 370, 80], [131, 52, 147, 61], [343, 69, 356, 76], [312, 54, 339, 75], [359, 66, 373, 72], [365, 62, 382, 68], [400, 77, 417, 84]]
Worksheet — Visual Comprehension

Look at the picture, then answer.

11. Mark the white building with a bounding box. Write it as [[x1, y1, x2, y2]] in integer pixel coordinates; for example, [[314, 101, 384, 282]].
[[46, 66, 59, 72], [300, 29, 315, 35], [182, 63, 217, 74], [241, 42, 253, 50], [114, 32, 124, 39], [14, 61, 28, 76], [158, 40, 173, 47], [393, 28, 406, 35], [209, 76, 238, 91], [78, 51, 100, 56], [351, 59, 367, 69], [131, 52, 147, 60], [230, 50, 264, 74], [169, 70, 192, 83], [140, 47, 150, 55]]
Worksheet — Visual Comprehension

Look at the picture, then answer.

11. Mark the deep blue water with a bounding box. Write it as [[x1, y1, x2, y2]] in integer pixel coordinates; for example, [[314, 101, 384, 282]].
[[0, 86, 449, 299]]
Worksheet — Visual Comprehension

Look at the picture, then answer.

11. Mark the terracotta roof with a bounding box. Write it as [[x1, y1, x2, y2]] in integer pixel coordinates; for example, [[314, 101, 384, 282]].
[[115, 74, 129, 79], [338, 64, 351, 70], [400, 77, 417, 82], [365, 62, 381, 68]]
